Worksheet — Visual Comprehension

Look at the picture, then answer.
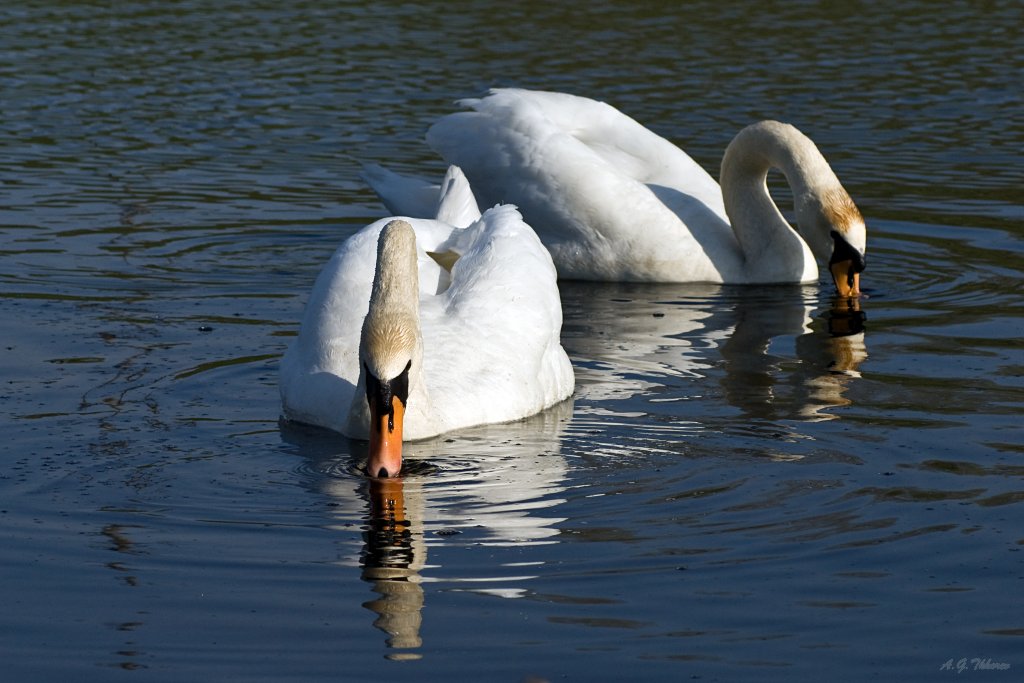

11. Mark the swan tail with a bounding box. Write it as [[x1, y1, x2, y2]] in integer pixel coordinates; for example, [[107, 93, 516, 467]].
[[361, 163, 482, 229], [360, 163, 440, 219]]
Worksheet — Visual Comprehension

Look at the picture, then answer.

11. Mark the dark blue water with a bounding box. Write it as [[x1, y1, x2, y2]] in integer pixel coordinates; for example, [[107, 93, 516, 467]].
[[2, 2, 1022, 681]]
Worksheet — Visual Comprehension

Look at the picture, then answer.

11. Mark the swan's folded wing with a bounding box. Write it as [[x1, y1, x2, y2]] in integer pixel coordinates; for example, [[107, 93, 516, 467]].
[[362, 163, 482, 230], [434, 165, 482, 227], [427, 89, 730, 281], [421, 205, 574, 428], [278, 223, 382, 434]]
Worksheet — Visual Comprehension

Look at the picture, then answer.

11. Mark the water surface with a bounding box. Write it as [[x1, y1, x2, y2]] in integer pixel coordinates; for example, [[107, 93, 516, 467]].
[[2, 2, 1022, 681]]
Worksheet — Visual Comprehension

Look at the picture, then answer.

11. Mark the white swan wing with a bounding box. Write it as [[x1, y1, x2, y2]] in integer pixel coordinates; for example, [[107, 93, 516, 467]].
[[362, 163, 482, 229], [471, 89, 725, 214], [433, 165, 483, 227], [418, 204, 574, 435], [426, 89, 737, 282]]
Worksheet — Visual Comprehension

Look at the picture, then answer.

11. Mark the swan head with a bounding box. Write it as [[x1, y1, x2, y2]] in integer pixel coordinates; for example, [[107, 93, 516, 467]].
[[360, 220, 422, 478], [794, 184, 866, 298], [818, 189, 866, 298], [363, 355, 412, 479]]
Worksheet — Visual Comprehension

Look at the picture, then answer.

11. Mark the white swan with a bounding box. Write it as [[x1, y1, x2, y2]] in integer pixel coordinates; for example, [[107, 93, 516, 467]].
[[365, 88, 866, 297], [279, 166, 575, 477]]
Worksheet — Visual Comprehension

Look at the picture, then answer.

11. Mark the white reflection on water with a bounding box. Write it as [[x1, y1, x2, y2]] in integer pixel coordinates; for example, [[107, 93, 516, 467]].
[[283, 288, 871, 655], [561, 282, 870, 459], [719, 292, 869, 424], [293, 401, 573, 656]]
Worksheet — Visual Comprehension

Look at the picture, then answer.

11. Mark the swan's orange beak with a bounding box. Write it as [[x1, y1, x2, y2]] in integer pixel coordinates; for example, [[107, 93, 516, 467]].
[[830, 259, 862, 298], [368, 395, 405, 478]]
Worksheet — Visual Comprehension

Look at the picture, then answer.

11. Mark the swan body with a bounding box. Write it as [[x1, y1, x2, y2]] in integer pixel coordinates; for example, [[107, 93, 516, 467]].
[[366, 88, 866, 296], [279, 166, 574, 476]]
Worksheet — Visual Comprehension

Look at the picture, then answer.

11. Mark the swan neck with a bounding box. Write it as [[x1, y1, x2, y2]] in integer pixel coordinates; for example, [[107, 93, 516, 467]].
[[721, 121, 843, 273], [370, 223, 420, 319], [362, 220, 422, 382]]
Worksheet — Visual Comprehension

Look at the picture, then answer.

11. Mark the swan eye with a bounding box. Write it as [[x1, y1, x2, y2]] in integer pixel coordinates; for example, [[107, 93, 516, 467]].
[[829, 231, 866, 273], [364, 361, 412, 433]]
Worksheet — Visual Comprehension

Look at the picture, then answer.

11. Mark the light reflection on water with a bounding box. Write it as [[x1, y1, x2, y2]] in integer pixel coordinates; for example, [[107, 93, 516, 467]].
[[1, 1, 1022, 680], [262, 282, 876, 662], [285, 405, 573, 656]]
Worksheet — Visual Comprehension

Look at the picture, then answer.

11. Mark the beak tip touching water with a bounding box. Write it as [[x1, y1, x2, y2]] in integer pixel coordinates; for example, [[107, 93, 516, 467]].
[[830, 260, 863, 299], [369, 462, 400, 479], [366, 448, 401, 481]]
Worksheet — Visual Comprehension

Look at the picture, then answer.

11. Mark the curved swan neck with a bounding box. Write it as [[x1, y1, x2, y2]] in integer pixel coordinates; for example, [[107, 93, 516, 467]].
[[720, 121, 849, 276]]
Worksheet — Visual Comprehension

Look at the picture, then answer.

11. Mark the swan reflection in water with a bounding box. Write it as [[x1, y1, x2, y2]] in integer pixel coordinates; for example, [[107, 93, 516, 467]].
[[290, 400, 572, 658], [719, 291, 867, 422], [802, 296, 867, 418], [360, 476, 425, 658], [560, 281, 868, 425]]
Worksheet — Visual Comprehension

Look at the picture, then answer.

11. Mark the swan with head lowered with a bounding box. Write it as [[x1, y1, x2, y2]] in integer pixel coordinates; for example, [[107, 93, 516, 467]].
[[363, 88, 867, 297], [279, 166, 574, 477]]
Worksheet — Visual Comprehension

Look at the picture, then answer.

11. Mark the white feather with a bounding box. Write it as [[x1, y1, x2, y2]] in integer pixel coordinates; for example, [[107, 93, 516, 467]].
[[280, 166, 574, 440]]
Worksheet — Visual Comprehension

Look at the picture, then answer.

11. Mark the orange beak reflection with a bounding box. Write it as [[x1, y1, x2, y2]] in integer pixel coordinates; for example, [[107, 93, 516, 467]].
[[830, 259, 862, 299], [368, 396, 405, 478]]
